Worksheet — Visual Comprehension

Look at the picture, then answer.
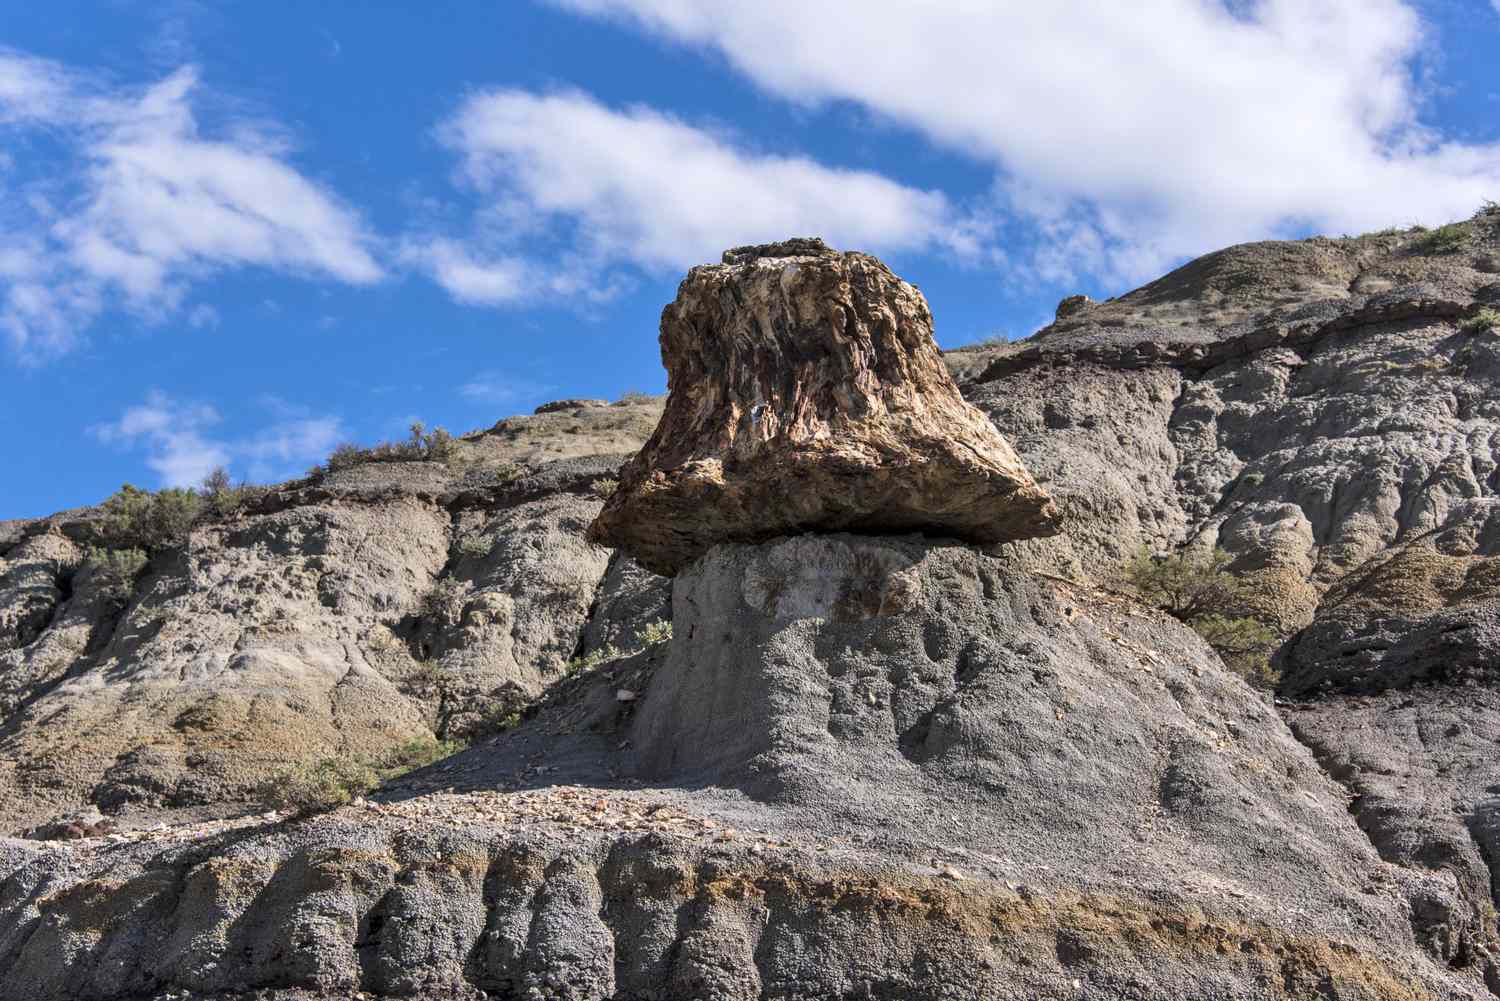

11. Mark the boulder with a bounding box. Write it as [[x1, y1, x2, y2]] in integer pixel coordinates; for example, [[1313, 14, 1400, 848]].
[[533, 398, 608, 414], [588, 239, 1060, 574], [1055, 293, 1093, 319]]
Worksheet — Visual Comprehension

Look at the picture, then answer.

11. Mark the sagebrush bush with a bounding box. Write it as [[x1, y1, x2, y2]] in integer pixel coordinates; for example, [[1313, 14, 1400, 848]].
[[1190, 614, 1279, 688], [85, 546, 148, 602], [255, 735, 464, 817], [380, 735, 464, 774], [566, 643, 623, 673], [97, 484, 203, 550], [199, 466, 266, 519], [1461, 308, 1500, 334], [565, 619, 674, 675], [421, 577, 470, 624], [310, 421, 462, 477], [1414, 222, 1470, 254], [1126, 547, 1240, 621], [456, 533, 492, 559], [255, 757, 380, 816], [635, 619, 672, 647], [1125, 547, 1279, 688]]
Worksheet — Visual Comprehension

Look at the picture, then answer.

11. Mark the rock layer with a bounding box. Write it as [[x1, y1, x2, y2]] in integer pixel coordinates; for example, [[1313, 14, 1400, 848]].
[[588, 239, 1060, 574], [0, 535, 1485, 1000]]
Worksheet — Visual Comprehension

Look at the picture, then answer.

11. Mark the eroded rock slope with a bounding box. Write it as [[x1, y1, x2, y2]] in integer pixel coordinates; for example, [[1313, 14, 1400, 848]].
[[4, 213, 1500, 996], [0, 399, 668, 832], [958, 207, 1500, 986], [1, 537, 1484, 999]]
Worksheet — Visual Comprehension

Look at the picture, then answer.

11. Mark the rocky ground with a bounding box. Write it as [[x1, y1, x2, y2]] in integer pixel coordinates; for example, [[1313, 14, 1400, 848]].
[[3, 208, 1500, 997], [2, 537, 1487, 998], [0, 398, 667, 832]]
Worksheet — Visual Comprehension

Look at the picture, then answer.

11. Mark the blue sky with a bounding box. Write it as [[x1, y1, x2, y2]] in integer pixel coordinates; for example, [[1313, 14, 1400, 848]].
[[2, 0, 1498, 518]]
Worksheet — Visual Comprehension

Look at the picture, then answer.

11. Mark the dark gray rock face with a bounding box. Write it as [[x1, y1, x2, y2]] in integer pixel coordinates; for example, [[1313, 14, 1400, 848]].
[[0, 536, 1482, 999], [956, 210, 1500, 985], [1273, 542, 1500, 975]]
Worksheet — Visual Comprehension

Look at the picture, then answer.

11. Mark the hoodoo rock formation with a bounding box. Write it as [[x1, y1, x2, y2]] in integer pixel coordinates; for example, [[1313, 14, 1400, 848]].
[[587, 238, 1060, 575], [5, 212, 1500, 998]]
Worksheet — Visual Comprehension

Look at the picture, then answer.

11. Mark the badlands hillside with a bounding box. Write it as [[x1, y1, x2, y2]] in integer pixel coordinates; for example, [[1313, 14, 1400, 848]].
[[1, 207, 1499, 998]]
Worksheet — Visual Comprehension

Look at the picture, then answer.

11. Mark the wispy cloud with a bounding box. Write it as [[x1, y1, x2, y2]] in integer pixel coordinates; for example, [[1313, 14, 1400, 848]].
[[459, 371, 555, 406], [552, 0, 1500, 285], [0, 48, 382, 361], [407, 88, 969, 305], [186, 303, 219, 330], [92, 391, 346, 487]]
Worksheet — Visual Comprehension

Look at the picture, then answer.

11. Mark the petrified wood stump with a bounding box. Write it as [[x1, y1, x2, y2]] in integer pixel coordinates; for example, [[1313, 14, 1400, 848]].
[[588, 239, 1061, 575]]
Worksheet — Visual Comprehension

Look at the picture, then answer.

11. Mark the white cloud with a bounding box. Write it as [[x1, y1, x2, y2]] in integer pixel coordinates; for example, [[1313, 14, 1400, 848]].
[[409, 88, 965, 304], [404, 238, 532, 306], [0, 49, 381, 360], [551, 0, 1500, 283], [186, 303, 219, 330], [92, 391, 346, 488], [459, 371, 555, 405]]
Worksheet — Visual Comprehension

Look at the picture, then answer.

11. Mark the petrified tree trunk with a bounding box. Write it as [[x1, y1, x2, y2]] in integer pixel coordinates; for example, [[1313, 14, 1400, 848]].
[[588, 239, 1060, 575]]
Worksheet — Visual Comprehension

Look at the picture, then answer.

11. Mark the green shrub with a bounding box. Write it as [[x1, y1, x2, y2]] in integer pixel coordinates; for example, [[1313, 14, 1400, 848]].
[[590, 477, 619, 499], [322, 443, 367, 473], [566, 643, 624, 673], [254, 757, 380, 816], [1190, 614, 1279, 688], [1414, 222, 1470, 254], [199, 467, 266, 519], [421, 577, 470, 624], [378, 735, 464, 776], [254, 735, 464, 817], [1461, 308, 1500, 334], [97, 484, 203, 550], [1125, 547, 1279, 688], [456, 533, 492, 559], [310, 421, 463, 477], [85, 546, 148, 602], [1126, 547, 1240, 621], [484, 707, 523, 733], [565, 619, 674, 675], [634, 619, 672, 647]]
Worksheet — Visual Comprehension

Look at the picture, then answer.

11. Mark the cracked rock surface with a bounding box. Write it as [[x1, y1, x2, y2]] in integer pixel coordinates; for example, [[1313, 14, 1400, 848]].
[[0, 536, 1483, 999], [0, 418, 668, 834], [5, 215, 1500, 994], [954, 209, 1500, 986], [588, 239, 1060, 575]]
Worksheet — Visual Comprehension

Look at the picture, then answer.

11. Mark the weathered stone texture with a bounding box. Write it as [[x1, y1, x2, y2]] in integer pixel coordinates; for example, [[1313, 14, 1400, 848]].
[[588, 239, 1059, 574]]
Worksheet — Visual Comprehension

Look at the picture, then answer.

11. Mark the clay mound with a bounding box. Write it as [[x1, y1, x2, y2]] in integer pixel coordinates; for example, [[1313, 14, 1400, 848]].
[[588, 239, 1059, 575], [0, 536, 1484, 999]]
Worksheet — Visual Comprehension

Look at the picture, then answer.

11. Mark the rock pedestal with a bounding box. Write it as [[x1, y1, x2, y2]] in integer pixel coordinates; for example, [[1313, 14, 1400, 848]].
[[587, 239, 1061, 575]]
